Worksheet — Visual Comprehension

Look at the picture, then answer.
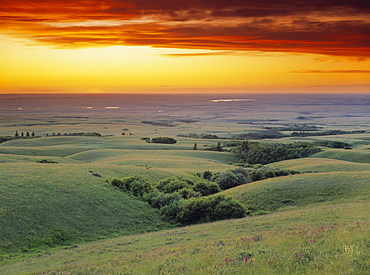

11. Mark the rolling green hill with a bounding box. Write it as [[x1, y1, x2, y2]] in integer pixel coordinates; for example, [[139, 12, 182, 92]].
[[0, 163, 173, 255], [312, 148, 370, 164], [223, 171, 370, 214], [0, 136, 236, 256], [1, 134, 370, 274], [267, 157, 370, 172]]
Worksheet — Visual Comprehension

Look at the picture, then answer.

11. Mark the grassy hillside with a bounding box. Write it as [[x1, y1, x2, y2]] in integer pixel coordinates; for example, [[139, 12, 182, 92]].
[[223, 172, 370, 214], [0, 163, 173, 255], [1, 134, 370, 274], [267, 157, 370, 172], [312, 148, 370, 164], [0, 200, 368, 275], [0, 135, 237, 257]]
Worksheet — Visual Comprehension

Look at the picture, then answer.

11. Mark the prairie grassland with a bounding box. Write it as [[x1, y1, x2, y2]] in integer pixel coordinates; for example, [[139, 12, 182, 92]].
[[312, 148, 370, 164], [0, 200, 368, 275], [1, 93, 370, 274], [224, 171, 370, 214], [267, 157, 370, 172], [0, 162, 173, 255], [0, 136, 237, 258]]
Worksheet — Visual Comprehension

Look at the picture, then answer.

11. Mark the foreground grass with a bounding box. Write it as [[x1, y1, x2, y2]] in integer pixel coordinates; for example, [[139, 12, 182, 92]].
[[0, 200, 368, 275]]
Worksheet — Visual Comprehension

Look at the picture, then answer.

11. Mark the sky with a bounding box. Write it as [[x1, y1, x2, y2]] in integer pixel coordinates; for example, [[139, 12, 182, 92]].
[[1, 0, 370, 94]]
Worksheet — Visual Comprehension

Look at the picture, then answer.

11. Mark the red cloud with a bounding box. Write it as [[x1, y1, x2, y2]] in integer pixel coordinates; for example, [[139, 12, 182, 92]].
[[1, 0, 369, 58]]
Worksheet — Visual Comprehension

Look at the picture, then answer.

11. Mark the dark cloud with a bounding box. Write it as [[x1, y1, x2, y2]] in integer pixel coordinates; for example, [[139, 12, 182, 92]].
[[1, 0, 369, 58]]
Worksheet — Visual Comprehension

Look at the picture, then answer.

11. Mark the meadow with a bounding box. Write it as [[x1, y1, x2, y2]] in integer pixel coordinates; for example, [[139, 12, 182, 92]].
[[0, 93, 370, 274]]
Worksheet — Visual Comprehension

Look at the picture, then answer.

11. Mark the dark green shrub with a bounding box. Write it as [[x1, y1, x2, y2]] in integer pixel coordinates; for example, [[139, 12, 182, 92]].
[[110, 176, 153, 197], [36, 159, 58, 164], [160, 200, 183, 222], [213, 169, 251, 190], [203, 170, 213, 180], [151, 137, 177, 144], [176, 194, 246, 225], [193, 181, 221, 196], [250, 170, 265, 181], [144, 192, 182, 209], [156, 177, 194, 193], [177, 188, 199, 199]]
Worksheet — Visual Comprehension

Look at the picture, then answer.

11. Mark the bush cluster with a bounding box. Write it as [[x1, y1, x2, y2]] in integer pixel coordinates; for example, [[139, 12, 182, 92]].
[[234, 140, 321, 165], [202, 167, 299, 190], [313, 140, 351, 149], [109, 176, 245, 225], [142, 137, 177, 144]]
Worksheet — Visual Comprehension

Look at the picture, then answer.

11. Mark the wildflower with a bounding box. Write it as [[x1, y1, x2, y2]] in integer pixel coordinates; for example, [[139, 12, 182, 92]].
[[308, 239, 315, 243]]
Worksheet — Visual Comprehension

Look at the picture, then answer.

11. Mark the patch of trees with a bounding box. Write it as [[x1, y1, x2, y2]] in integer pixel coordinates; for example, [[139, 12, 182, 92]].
[[232, 129, 366, 140], [290, 130, 366, 137], [109, 176, 245, 225], [142, 137, 177, 144], [313, 140, 352, 149], [0, 136, 13, 143], [199, 167, 300, 191], [233, 131, 285, 140], [263, 124, 322, 131], [142, 121, 176, 127], [0, 131, 39, 144], [46, 132, 102, 137], [234, 140, 321, 165], [177, 133, 221, 139], [204, 142, 224, 151]]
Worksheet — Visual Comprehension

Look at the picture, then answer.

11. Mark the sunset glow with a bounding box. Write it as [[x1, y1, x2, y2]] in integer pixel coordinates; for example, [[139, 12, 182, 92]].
[[1, 0, 370, 94]]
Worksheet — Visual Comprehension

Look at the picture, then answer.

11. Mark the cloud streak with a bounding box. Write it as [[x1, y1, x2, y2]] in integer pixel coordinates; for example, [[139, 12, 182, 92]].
[[1, 0, 370, 58], [292, 70, 370, 73]]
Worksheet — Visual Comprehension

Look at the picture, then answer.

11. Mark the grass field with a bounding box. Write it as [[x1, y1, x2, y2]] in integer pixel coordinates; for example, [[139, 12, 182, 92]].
[[223, 171, 370, 214], [267, 157, 370, 172], [0, 200, 368, 275], [1, 130, 370, 274], [0, 135, 236, 258]]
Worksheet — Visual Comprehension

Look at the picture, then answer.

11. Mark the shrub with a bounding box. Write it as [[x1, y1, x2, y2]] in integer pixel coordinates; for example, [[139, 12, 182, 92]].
[[213, 169, 251, 190], [144, 192, 183, 209], [36, 159, 58, 164], [151, 137, 177, 144], [203, 170, 213, 180], [177, 188, 199, 199], [193, 181, 221, 196], [110, 176, 153, 197], [156, 177, 194, 193], [176, 194, 246, 225]]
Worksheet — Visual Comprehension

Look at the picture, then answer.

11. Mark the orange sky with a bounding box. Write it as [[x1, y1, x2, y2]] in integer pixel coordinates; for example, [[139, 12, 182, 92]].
[[1, 0, 370, 94]]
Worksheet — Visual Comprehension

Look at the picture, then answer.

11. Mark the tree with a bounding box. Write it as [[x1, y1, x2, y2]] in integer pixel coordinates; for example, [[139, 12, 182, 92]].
[[31, 131, 35, 137], [193, 143, 197, 150], [15, 130, 19, 138], [26, 132, 30, 137], [216, 142, 223, 151]]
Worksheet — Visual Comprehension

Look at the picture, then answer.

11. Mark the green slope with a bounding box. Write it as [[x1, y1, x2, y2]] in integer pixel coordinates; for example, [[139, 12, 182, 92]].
[[223, 172, 370, 214], [1, 200, 368, 275], [312, 148, 370, 164], [267, 157, 370, 172], [0, 163, 172, 254]]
